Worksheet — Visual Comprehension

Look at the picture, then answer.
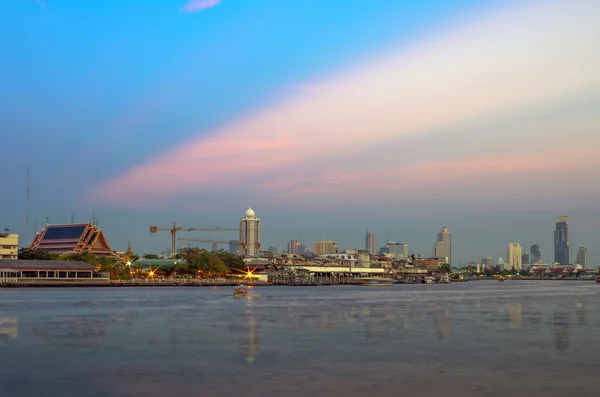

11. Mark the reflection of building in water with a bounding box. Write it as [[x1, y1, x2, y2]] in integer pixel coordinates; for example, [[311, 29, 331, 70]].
[[507, 303, 523, 330], [553, 310, 570, 356], [0, 317, 18, 340], [31, 317, 109, 349], [434, 309, 452, 343], [575, 302, 586, 326], [240, 304, 259, 364]]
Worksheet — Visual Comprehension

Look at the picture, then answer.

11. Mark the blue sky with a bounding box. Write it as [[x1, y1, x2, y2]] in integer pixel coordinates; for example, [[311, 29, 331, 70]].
[[1, 0, 599, 265]]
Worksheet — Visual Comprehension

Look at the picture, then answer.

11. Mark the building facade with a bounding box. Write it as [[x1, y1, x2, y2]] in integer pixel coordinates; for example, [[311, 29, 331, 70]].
[[386, 242, 408, 258], [554, 216, 569, 264], [365, 231, 377, 255], [521, 251, 530, 268], [313, 240, 339, 256], [433, 227, 451, 265], [530, 244, 542, 264], [507, 243, 523, 270], [288, 239, 301, 254], [229, 240, 240, 255], [575, 245, 588, 268], [0, 232, 18, 260], [239, 208, 260, 257]]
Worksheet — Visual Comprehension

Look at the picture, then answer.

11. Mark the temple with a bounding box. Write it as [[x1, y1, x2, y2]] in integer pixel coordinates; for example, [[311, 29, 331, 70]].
[[29, 223, 120, 258]]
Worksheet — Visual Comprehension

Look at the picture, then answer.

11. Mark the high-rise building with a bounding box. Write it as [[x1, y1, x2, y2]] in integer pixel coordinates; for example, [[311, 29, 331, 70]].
[[481, 257, 495, 269], [530, 244, 542, 264], [433, 227, 451, 265], [575, 245, 588, 268], [313, 240, 339, 255], [521, 251, 530, 267], [239, 207, 260, 257], [229, 240, 240, 255], [365, 231, 377, 255], [507, 243, 523, 270], [554, 216, 569, 264], [288, 239, 301, 254], [268, 246, 278, 254]]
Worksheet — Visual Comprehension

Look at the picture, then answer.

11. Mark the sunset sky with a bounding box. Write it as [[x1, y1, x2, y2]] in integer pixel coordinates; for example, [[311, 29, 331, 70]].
[[2, 0, 599, 264]]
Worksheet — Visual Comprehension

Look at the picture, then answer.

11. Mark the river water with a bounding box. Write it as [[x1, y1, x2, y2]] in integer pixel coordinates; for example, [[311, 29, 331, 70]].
[[1, 281, 599, 397]]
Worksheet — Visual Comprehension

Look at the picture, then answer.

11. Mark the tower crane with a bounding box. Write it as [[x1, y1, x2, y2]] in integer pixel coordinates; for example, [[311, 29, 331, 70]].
[[179, 237, 239, 253], [149, 222, 238, 258]]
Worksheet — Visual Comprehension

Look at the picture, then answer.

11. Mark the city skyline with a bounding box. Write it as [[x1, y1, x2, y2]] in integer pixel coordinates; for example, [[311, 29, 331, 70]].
[[2, 0, 600, 265]]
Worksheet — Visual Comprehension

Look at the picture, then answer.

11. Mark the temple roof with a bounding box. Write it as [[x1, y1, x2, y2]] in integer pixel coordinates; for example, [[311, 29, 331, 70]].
[[30, 223, 120, 258]]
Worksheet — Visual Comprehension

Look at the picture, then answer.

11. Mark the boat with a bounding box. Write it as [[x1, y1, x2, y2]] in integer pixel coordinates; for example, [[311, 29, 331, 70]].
[[596, 275, 600, 284], [498, 276, 505, 282], [234, 284, 249, 296], [356, 277, 394, 286]]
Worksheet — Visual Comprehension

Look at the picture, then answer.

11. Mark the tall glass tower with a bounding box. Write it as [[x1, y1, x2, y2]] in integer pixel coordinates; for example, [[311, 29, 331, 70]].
[[554, 216, 569, 264]]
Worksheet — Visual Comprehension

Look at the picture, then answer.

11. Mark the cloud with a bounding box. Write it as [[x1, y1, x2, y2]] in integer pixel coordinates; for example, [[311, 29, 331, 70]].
[[91, 0, 600, 207], [181, 0, 221, 13]]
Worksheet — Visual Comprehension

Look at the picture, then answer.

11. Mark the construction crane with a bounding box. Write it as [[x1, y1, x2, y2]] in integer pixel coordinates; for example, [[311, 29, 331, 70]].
[[179, 237, 239, 253], [149, 222, 238, 258]]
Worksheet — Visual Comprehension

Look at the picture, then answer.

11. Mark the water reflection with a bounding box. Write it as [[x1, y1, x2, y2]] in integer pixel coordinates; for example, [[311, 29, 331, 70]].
[[553, 309, 571, 356], [507, 303, 523, 330], [240, 298, 259, 364], [0, 317, 18, 340], [434, 309, 452, 343]]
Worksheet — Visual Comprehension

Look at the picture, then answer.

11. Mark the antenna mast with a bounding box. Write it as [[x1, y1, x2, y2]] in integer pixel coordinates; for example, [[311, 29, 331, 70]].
[[25, 167, 30, 246]]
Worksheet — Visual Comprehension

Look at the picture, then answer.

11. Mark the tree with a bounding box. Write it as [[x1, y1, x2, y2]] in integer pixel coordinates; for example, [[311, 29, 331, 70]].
[[61, 252, 101, 266], [439, 263, 452, 273], [214, 249, 245, 270], [181, 247, 228, 276], [142, 254, 161, 259], [18, 247, 60, 260]]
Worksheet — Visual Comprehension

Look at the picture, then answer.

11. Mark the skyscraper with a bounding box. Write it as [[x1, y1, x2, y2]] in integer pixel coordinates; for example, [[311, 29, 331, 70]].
[[313, 240, 339, 255], [239, 207, 260, 257], [507, 243, 523, 270], [554, 216, 569, 264], [575, 245, 588, 268], [365, 231, 377, 255], [288, 239, 301, 254], [530, 244, 542, 264], [433, 227, 451, 265], [521, 251, 530, 268]]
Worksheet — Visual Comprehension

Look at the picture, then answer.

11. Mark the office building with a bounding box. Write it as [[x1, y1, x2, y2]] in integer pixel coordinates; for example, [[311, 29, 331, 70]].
[[575, 245, 588, 268], [229, 240, 240, 255], [0, 231, 18, 260], [530, 244, 542, 264], [481, 257, 494, 269], [521, 251, 530, 268], [239, 208, 260, 257], [365, 231, 377, 255], [554, 216, 569, 264], [313, 240, 339, 255], [507, 243, 523, 270], [433, 227, 451, 265], [288, 239, 301, 254]]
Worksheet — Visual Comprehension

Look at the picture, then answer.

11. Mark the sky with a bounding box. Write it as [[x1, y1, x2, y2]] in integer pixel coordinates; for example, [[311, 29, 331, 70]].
[[1, 0, 600, 265]]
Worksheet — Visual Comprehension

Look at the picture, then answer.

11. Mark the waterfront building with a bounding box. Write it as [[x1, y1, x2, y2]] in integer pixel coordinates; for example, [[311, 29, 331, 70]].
[[575, 245, 588, 268], [239, 208, 261, 257], [365, 231, 377, 255], [0, 259, 108, 284], [0, 231, 18, 260], [554, 216, 569, 264], [313, 240, 339, 255], [433, 227, 451, 265], [530, 244, 542, 264], [29, 223, 120, 258], [508, 243, 523, 270]]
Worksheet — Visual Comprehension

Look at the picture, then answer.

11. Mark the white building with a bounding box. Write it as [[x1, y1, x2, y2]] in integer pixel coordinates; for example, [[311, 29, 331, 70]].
[[239, 208, 260, 257], [433, 227, 451, 265], [507, 243, 523, 270]]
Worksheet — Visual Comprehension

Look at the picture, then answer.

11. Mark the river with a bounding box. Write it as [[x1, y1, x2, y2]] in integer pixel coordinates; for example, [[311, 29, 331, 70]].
[[1, 281, 599, 396]]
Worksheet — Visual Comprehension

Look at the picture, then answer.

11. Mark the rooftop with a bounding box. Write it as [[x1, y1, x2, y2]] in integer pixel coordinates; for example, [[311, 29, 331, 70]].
[[0, 260, 96, 271]]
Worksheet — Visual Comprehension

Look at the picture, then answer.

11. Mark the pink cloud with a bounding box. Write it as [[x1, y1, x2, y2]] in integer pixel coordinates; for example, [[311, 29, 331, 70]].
[[90, 0, 600, 207], [181, 0, 221, 13]]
